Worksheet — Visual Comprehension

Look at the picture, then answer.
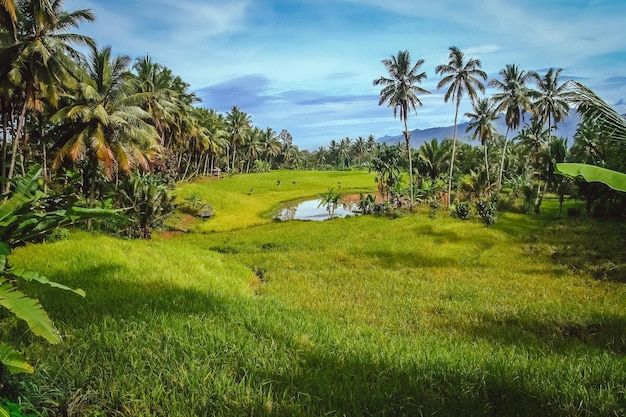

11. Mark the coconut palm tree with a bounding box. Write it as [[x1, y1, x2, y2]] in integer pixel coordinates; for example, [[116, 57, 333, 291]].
[[465, 97, 499, 184], [0, 0, 95, 192], [225, 105, 251, 172], [516, 118, 551, 211], [435, 46, 487, 206], [417, 138, 449, 181], [532, 68, 569, 134], [50, 44, 160, 206], [374, 50, 430, 211], [0, 0, 18, 36], [489, 64, 537, 189], [565, 80, 626, 144], [352, 136, 367, 168], [260, 127, 281, 166]]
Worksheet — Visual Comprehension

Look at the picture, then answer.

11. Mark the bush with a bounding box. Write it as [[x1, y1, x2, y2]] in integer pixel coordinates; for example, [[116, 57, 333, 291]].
[[476, 199, 497, 226], [454, 202, 472, 220]]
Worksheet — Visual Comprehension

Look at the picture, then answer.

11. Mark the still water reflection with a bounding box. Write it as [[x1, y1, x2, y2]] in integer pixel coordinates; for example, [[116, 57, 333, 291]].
[[275, 199, 359, 221]]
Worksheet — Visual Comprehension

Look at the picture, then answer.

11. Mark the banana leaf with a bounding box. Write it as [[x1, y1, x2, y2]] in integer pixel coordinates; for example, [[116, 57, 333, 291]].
[[555, 163, 626, 192]]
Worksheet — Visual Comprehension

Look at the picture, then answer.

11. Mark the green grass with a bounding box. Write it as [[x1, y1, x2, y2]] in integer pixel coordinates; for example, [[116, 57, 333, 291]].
[[169, 170, 377, 232], [4, 172, 626, 416]]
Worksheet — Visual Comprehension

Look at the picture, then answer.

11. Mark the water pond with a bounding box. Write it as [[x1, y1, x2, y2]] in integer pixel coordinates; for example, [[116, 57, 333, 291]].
[[275, 198, 360, 221]]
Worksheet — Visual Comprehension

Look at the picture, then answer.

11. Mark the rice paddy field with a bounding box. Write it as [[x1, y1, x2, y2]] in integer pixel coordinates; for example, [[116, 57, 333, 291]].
[[4, 170, 626, 416]]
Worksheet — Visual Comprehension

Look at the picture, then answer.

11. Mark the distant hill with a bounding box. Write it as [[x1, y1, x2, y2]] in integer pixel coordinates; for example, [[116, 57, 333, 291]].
[[378, 114, 580, 148]]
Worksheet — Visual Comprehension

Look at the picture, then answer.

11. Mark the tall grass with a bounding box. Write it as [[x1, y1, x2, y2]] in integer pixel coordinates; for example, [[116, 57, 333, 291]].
[[4, 173, 626, 416]]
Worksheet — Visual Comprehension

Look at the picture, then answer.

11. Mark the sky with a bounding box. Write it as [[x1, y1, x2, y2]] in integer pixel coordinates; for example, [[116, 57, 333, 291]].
[[68, 0, 626, 149]]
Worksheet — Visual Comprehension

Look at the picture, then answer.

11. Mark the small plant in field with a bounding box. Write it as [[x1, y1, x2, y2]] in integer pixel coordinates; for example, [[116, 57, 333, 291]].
[[179, 194, 212, 219], [454, 201, 472, 220], [476, 198, 497, 226], [117, 172, 175, 238], [357, 193, 376, 214], [318, 188, 347, 218]]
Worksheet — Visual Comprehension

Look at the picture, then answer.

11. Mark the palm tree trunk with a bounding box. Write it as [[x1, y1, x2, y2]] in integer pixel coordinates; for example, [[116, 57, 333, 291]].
[[404, 117, 414, 212], [1, 109, 8, 179], [5, 94, 30, 193], [484, 142, 490, 184], [447, 100, 460, 207], [497, 128, 511, 189]]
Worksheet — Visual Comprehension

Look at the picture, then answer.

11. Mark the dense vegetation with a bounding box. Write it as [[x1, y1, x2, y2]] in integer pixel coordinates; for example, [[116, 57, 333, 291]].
[[1, 1, 626, 416], [1, 170, 624, 416]]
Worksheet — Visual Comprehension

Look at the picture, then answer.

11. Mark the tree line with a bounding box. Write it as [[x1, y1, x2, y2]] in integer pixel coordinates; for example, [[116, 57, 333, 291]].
[[0, 1, 304, 209], [1, 1, 624, 229]]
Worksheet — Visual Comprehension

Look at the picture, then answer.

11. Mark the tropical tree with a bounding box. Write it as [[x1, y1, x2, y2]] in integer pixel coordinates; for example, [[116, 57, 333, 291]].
[[371, 143, 402, 202], [417, 138, 449, 180], [50, 44, 160, 206], [516, 118, 550, 211], [489, 64, 537, 188], [260, 127, 281, 166], [543, 136, 570, 216], [571, 120, 605, 166], [464, 97, 499, 184], [352, 136, 367, 168], [532, 67, 569, 133], [225, 105, 251, 172], [374, 50, 430, 211], [435, 46, 487, 206], [0, 0, 95, 192], [0, 0, 17, 36], [318, 188, 347, 219]]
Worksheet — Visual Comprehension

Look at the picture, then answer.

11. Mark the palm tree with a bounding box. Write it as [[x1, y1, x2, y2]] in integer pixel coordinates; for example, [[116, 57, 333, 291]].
[[374, 50, 430, 211], [352, 136, 367, 168], [532, 68, 569, 133], [338, 136, 351, 168], [543, 136, 569, 216], [225, 105, 250, 172], [260, 127, 281, 166], [435, 46, 487, 206], [0, 0, 95, 192], [465, 98, 500, 183], [243, 126, 263, 173], [516, 118, 550, 211], [571, 120, 605, 166], [565, 80, 626, 144], [489, 64, 537, 188], [417, 138, 449, 181], [0, 0, 17, 36], [371, 143, 402, 202], [50, 45, 160, 206]]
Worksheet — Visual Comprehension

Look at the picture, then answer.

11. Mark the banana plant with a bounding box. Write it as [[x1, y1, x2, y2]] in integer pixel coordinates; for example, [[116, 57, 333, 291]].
[[0, 168, 117, 385], [555, 163, 626, 193]]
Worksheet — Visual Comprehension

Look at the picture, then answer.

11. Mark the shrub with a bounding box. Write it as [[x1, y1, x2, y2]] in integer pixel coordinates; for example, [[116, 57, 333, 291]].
[[476, 199, 497, 226], [455, 202, 472, 220]]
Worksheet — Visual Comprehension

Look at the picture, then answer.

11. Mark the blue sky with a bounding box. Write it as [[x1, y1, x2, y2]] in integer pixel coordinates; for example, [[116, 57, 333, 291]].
[[69, 0, 626, 149]]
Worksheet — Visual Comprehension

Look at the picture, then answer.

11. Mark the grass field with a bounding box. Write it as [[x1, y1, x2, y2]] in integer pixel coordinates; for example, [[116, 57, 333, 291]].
[[4, 171, 626, 416]]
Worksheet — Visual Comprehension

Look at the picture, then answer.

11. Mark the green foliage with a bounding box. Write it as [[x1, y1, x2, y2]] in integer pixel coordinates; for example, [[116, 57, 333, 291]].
[[357, 193, 376, 214], [0, 399, 36, 417], [116, 172, 175, 238], [252, 160, 272, 173], [475, 198, 497, 226], [555, 163, 626, 192], [454, 201, 472, 220], [178, 194, 212, 218], [7, 190, 626, 416], [317, 188, 347, 218], [0, 168, 116, 380]]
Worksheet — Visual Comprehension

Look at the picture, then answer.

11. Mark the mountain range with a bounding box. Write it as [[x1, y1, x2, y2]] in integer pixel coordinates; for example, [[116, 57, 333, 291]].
[[377, 114, 580, 148]]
